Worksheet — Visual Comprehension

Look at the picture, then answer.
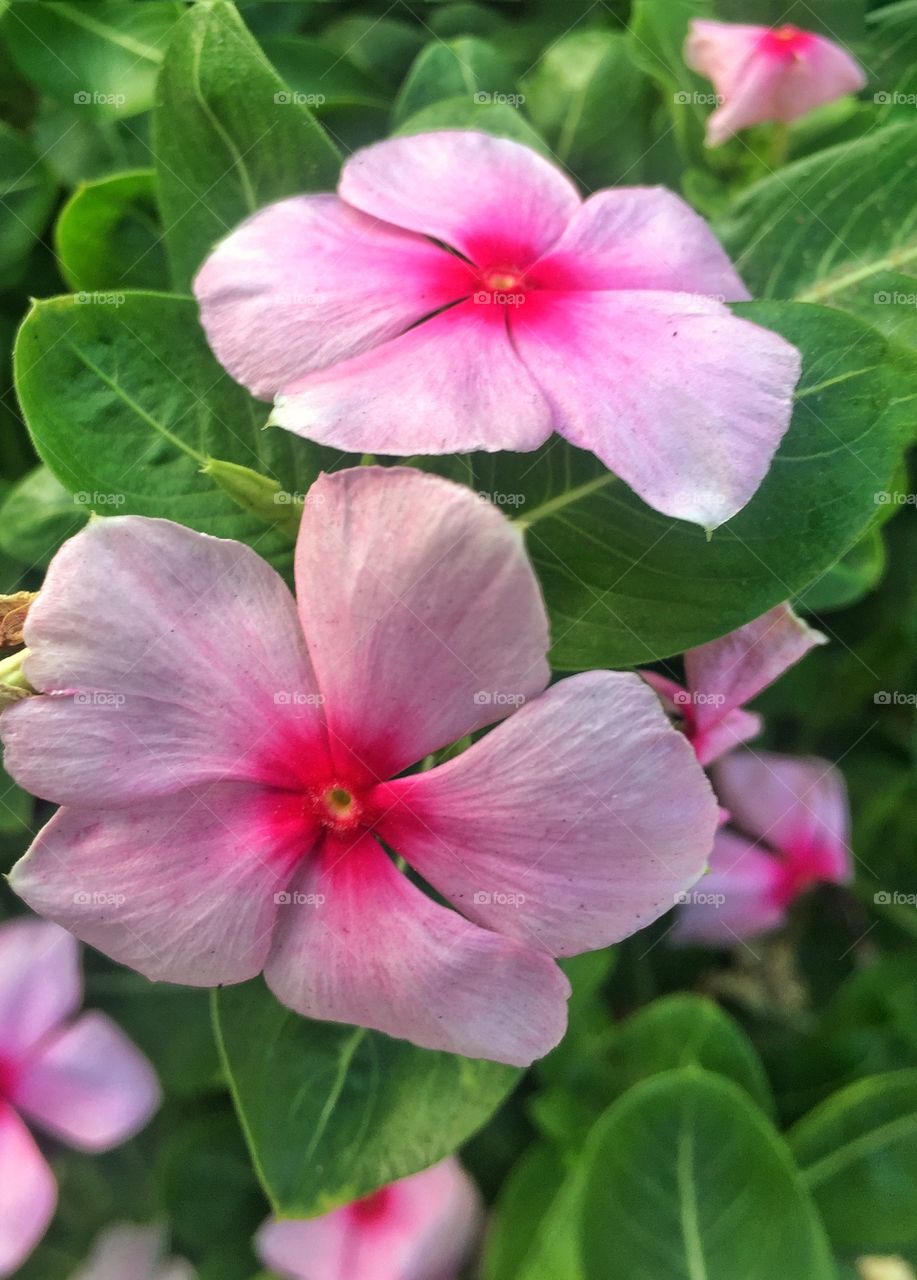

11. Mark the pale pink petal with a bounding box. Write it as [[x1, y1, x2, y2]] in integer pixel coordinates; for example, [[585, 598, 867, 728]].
[[257, 1158, 483, 1280], [685, 20, 768, 101], [338, 131, 580, 267], [194, 195, 473, 399], [692, 707, 762, 767], [0, 1102, 56, 1278], [511, 289, 801, 527], [713, 750, 852, 884], [270, 300, 553, 455], [69, 1223, 195, 1280], [639, 670, 684, 716], [0, 919, 80, 1061], [293, 467, 550, 783], [530, 187, 749, 300], [791, 35, 867, 114], [374, 672, 718, 956], [1, 516, 328, 806], [672, 829, 786, 945], [704, 45, 796, 144], [264, 833, 570, 1066], [10, 783, 313, 986], [686, 604, 825, 759], [12, 1012, 159, 1152]]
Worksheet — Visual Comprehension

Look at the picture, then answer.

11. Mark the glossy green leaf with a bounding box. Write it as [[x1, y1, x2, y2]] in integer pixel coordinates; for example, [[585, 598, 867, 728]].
[[3, 0, 183, 118], [392, 37, 516, 125], [0, 464, 88, 569], [12, 292, 331, 569], [579, 1069, 836, 1280], [213, 979, 519, 1216], [0, 120, 58, 289], [153, 0, 340, 289], [54, 169, 167, 292], [718, 121, 917, 350], [798, 526, 887, 612], [487, 302, 906, 666], [790, 1070, 917, 1249]]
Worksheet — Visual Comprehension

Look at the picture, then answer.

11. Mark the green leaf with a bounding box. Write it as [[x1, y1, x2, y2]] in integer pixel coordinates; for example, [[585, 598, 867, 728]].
[[579, 1069, 837, 1280], [0, 464, 88, 569], [718, 122, 917, 350], [213, 979, 519, 1216], [798, 526, 887, 613], [394, 97, 549, 154], [485, 302, 905, 666], [484, 1143, 581, 1280], [628, 0, 713, 160], [521, 31, 650, 187], [54, 170, 168, 292], [153, 0, 340, 290], [392, 37, 516, 125], [790, 1070, 917, 1250], [12, 292, 330, 569], [0, 120, 58, 290], [3, 0, 183, 118]]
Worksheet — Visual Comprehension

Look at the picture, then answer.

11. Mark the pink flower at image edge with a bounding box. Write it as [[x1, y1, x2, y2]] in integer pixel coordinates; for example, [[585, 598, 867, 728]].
[[685, 19, 867, 146], [3, 467, 719, 1068], [194, 129, 802, 529], [257, 1158, 482, 1280], [0, 919, 160, 1277]]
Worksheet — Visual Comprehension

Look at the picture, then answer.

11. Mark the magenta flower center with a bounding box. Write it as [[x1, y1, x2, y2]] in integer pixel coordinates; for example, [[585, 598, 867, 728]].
[[0, 1054, 20, 1100], [310, 782, 369, 837], [771, 839, 836, 909], [760, 25, 813, 59], [349, 1186, 394, 1223]]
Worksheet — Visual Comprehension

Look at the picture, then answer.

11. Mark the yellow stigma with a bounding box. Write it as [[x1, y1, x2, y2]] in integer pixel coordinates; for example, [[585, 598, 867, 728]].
[[485, 270, 521, 290], [325, 786, 354, 815], [773, 24, 799, 40]]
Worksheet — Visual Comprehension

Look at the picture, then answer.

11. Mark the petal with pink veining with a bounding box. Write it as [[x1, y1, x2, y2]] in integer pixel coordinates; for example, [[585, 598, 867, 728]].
[[293, 467, 550, 783], [264, 833, 570, 1066], [0, 1102, 56, 1278], [529, 186, 749, 300], [339, 130, 580, 267], [256, 1158, 483, 1280], [713, 750, 852, 883], [510, 289, 801, 527], [1, 516, 328, 806], [270, 300, 553, 455], [194, 195, 472, 399], [374, 672, 718, 956], [672, 830, 786, 945], [12, 1012, 160, 1152], [10, 783, 313, 986], [0, 919, 79, 1061]]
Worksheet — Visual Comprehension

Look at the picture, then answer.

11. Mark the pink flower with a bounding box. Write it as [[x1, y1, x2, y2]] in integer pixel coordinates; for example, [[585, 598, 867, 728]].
[[69, 1223, 194, 1280], [0, 919, 160, 1277], [256, 1158, 482, 1280], [673, 749, 853, 944], [193, 130, 802, 529], [641, 603, 825, 766], [686, 20, 867, 146], [3, 468, 717, 1067]]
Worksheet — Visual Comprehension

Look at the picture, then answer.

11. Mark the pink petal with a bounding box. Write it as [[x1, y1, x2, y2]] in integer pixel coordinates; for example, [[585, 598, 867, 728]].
[[194, 195, 473, 400], [70, 1223, 195, 1280], [338, 130, 580, 267], [264, 833, 570, 1066], [530, 187, 749, 300], [685, 604, 825, 750], [685, 21, 766, 102], [10, 782, 312, 986], [12, 1012, 159, 1152], [373, 672, 718, 956], [672, 829, 786, 945], [270, 300, 553, 455], [713, 750, 852, 884], [293, 467, 550, 783], [2, 516, 328, 806], [256, 1158, 483, 1280], [0, 1102, 56, 1278], [637, 672, 761, 766], [510, 289, 801, 527], [0, 919, 80, 1062]]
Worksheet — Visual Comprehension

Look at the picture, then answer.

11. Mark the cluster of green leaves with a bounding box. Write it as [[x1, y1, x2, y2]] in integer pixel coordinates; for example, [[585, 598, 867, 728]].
[[0, 1, 914, 1277]]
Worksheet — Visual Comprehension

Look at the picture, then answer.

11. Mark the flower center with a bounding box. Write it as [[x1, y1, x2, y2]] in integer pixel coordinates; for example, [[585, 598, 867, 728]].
[[761, 24, 811, 58], [350, 1187, 393, 1223], [308, 781, 370, 837], [483, 268, 523, 291], [0, 1055, 19, 1099], [474, 265, 528, 310]]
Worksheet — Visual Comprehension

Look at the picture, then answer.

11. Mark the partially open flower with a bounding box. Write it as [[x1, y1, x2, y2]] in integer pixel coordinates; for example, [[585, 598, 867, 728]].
[[686, 19, 867, 146], [3, 468, 717, 1067], [0, 920, 160, 1277], [256, 1158, 482, 1280], [641, 603, 825, 765], [69, 1222, 194, 1280], [194, 130, 802, 529], [673, 749, 853, 944]]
